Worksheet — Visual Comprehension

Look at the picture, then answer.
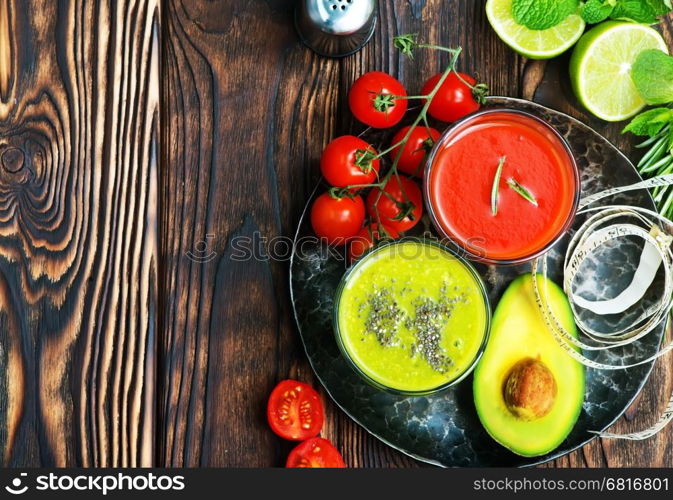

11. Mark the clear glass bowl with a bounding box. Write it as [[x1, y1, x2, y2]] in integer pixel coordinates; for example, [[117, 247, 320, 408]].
[[423, 108, 581, 265], [332, 238, 491, 396]]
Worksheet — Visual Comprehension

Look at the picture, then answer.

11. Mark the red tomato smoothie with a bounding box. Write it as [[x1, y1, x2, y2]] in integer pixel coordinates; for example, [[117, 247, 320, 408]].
[[426, 110, 579, 262]]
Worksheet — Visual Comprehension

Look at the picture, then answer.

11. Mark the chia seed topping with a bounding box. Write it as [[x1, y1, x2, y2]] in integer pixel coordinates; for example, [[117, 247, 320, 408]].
[[405, 286, 463, 374], [362, 286, 405, 346], [358, 280, 470, 374]]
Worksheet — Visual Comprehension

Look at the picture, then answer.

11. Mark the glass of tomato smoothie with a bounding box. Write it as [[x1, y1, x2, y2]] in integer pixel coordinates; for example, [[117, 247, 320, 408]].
[[424, 109, 580, 264], [333, 239, 491, 395]]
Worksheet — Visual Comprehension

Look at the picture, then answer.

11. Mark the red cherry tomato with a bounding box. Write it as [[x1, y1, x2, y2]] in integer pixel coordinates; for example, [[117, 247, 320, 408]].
[[422, 72, 481, 123], [366, 176, 423, 233], [311, 192, 365, 245], [286, 437, 346, 468], [348, 71, 408, 129], [320, 136, 380, 188], [267, 380, 324, 441], [349, 224, 400, 262], [390, 126, 441, 176]]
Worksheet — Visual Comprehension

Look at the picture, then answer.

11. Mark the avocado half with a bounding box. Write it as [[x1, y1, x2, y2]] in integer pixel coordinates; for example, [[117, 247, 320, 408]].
[[473, 274, 585, 457]]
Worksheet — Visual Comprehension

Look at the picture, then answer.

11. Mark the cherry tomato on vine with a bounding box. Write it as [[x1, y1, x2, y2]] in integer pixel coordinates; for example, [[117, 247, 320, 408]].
[[286, 437, 346, 468], [348, 71, 408, 129], [320, 136, 380, 188], [311, 192, 365, 245], [390, 126, 441, 176], [349, 224, 400, 263], [421, 72, 484, 123], [267, 380, 324, 441], [366, 175, 423, 233]]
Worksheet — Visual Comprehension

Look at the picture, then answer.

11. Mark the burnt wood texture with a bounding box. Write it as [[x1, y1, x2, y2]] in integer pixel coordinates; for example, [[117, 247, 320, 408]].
[[0, 0, 671, 467], [0, 0, 160, 466]]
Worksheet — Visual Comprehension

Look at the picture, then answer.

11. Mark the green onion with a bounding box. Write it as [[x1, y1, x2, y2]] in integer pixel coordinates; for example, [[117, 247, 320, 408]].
[[638, 136, 668, 169]]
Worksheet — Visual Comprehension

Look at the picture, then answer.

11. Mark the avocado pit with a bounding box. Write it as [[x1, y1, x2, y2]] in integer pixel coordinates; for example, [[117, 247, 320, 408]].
[[504, 357, 557, 421]]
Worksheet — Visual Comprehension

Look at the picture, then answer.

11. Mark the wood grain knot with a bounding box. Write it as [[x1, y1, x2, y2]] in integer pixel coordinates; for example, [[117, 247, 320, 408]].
[[1, 146, 23, 173], [0, 136, 38, 187]]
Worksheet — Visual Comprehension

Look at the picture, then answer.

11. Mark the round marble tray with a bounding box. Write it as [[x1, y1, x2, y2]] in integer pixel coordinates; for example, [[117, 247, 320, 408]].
[[289, 97, 665, 467]]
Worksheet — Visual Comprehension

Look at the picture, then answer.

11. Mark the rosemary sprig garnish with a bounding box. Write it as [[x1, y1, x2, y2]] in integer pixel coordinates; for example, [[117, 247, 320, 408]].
[[490, 156, 506, 216], [507, 178, 538, 206]]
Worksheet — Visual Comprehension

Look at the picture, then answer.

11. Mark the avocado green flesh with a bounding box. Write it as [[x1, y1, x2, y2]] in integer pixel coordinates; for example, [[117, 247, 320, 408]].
[[473, 274, 585, 457]]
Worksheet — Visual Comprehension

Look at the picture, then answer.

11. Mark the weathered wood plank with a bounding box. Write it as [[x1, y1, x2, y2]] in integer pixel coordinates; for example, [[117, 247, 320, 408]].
[[0, 0, 159, 466], [159, 0, 310, 467]]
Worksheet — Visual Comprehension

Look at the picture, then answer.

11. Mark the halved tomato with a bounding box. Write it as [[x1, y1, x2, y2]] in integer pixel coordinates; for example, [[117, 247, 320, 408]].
[[286, 437, 346, 468], [267, 380, 324, 441]]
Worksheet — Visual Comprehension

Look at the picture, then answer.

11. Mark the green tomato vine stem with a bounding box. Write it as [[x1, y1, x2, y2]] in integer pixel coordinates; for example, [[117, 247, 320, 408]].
[[338, 38, 465, 234]]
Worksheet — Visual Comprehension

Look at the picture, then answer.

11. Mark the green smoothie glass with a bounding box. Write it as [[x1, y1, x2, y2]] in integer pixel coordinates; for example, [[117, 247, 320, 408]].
[[333, 239, 491, 396]]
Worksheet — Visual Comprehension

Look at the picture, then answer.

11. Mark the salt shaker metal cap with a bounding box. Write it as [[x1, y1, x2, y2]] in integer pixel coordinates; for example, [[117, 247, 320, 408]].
[[295, 0, 377, 58]]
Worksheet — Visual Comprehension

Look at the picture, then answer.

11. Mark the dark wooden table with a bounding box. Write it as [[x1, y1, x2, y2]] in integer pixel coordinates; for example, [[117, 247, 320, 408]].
[[0, 0, 671, 467]]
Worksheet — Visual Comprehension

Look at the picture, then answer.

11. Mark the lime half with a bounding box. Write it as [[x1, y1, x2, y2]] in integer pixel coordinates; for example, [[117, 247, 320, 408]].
[[570, 22, 669, 122], [486, 0, 586, 59]]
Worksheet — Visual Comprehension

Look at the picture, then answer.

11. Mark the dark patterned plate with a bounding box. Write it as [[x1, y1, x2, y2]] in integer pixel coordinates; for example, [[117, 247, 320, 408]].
[[289, 97, 665, 467]]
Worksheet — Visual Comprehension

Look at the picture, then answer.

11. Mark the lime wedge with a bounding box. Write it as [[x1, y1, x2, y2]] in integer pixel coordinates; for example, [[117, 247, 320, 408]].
[[570, 22, 669, 122], [486, 0, 586, 59]]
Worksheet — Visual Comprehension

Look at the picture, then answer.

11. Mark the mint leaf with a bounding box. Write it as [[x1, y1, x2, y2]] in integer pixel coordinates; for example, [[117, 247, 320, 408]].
[[623, 108, 673, 136], [646, 0, 673, 16], [632, 50, 673, 105], [582, 0, 615, 23], [512, 0, 580, 30], [611, 0, 659, 23], [608, 0, 673, 22]]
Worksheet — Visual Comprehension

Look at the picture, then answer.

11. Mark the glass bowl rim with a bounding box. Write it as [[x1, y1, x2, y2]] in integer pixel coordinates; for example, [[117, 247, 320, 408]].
[[332, 237, 492, 397]]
